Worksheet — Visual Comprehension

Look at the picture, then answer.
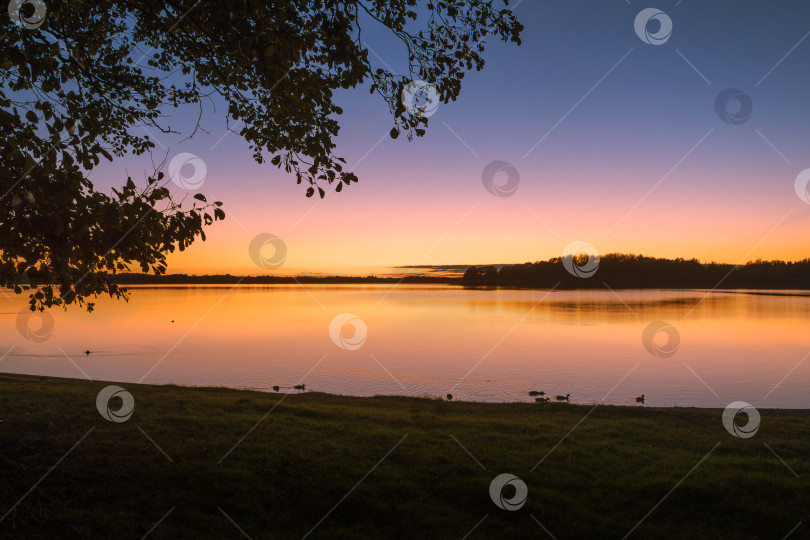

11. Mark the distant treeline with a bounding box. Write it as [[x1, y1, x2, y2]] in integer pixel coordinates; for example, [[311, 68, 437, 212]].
[[9, 256, 809, 290], [462, 254, 810, 289], [113, 274, 460, 285]]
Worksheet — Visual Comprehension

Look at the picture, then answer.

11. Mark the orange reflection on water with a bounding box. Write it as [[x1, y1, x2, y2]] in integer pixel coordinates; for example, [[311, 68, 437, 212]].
[[2, 286, 809, 407]]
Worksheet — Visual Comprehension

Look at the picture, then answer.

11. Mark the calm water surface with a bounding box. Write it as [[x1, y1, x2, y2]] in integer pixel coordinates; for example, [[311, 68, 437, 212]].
[[2, 285, 809, 407]]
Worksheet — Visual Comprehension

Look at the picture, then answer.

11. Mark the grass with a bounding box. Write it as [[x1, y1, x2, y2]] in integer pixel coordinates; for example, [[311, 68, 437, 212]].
[[0, 373, 807, 539]]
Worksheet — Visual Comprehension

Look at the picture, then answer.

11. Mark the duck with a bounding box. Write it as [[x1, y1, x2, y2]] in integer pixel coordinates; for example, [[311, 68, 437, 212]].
[[446, 394, 453, 401], [636, 394, 645, 403], [293, 384, 306, 391], [556, 394, 570, 401], [535, 397, 550, 402], [84, 350, 90, 356], [272, 385, 279, 392], [528, 390, 545, 396]]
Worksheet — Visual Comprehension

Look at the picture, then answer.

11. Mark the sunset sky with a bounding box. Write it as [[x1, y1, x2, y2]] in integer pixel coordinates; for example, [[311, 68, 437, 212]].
[[91, 0, 810, 275]]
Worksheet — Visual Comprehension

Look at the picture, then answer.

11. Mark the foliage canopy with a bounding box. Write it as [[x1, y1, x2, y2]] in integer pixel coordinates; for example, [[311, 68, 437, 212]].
[[1, 0, 523, 310]]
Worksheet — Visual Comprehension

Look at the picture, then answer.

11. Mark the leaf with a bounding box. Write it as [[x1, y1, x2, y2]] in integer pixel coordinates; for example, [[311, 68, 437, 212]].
[[0, 0, 525, 311]]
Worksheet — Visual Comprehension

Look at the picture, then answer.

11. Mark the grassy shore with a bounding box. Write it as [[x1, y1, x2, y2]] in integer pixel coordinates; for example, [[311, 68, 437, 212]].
[[0, 374, 807, 539]]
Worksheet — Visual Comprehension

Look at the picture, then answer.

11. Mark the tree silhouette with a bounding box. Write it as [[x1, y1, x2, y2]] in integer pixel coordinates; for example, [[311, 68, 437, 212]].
[[1, 0, 523, 310], [462, 265, 498, 286], [465, 254, 810, 289]]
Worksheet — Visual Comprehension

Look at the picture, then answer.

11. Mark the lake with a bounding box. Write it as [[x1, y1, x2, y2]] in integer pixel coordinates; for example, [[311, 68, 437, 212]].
[[2, 285, 809, 408]]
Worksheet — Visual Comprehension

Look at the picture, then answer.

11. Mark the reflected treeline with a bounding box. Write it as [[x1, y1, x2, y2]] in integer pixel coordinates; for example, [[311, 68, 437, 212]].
[[462, 254, 810, 289]]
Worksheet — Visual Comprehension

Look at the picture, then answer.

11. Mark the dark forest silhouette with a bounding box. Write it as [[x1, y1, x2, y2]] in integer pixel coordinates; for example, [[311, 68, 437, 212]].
[[43, 253, 808, 289], [462, 254, 810, 289]]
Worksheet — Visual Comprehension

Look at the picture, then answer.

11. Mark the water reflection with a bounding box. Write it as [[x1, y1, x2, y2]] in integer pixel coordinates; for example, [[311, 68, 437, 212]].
[[1, 285, 809, 408]]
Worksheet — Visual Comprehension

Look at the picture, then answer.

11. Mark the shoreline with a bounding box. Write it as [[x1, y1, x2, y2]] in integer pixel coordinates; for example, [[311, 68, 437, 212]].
[[3, 372, 810, 412], [1, 372, 807, 538]]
